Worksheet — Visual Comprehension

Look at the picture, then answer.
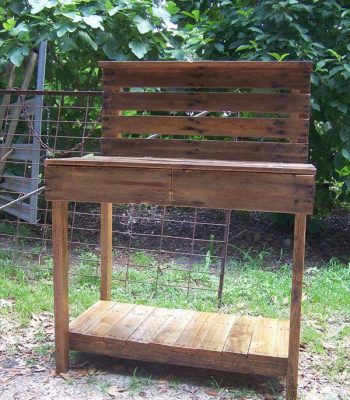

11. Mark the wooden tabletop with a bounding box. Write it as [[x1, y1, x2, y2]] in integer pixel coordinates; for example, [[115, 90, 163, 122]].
[[45, 156, 316, 175]]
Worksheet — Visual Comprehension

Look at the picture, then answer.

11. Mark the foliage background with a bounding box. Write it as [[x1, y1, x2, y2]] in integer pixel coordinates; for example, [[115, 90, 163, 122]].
[[0, 0, 349, 213]]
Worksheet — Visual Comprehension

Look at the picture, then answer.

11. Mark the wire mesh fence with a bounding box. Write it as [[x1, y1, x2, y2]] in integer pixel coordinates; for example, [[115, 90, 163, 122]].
[[0, 89, 242, 306]]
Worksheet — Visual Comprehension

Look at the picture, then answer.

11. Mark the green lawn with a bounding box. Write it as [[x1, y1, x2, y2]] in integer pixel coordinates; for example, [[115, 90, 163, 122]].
[[0, 248, 349, 381]]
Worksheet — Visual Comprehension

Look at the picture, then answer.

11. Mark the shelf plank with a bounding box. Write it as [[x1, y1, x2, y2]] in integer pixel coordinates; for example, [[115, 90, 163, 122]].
[[223, 315, 258, 357], [70, 300, 115, 333], [275, 319, 290, 359], [128, 307, 174, 343], [248, 317, 279, 361], [172, 311, 210, 353], [108, 304, 155, 340], [150, 308, 196, 349], [196, 313, 236, 354], [69, 301, 289, 377], [84, 302, 136, 337]]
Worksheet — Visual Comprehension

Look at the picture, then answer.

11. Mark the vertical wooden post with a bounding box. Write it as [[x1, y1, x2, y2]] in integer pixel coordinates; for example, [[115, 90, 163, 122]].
[[286, 213, 307, 400], [100, 202, 113, 300], [53, 200, 69, 374]]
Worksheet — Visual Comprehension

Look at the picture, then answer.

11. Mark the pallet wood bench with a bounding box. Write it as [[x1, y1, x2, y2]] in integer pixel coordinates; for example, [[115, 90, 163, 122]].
[[45, 61, 315, 400]]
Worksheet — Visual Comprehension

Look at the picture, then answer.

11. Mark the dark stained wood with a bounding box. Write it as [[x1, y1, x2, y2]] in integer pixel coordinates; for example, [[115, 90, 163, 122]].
[[100, 61, 311, 92], [103, 92, 310, 114], [45, 164, 315, 214], [102, 72, 310, 91], [45, 165, 172, 205], [101, 138, 309, 163], [99, 61, 312, 71], [286, 214, 307, 400], [102, 116, 309, 142], [171, 170, 314, 214], [52, 200, 69, 374]]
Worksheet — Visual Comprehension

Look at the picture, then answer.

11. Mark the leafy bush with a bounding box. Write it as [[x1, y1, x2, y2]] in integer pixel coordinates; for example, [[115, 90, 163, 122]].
[[0, 0, 349, 212]]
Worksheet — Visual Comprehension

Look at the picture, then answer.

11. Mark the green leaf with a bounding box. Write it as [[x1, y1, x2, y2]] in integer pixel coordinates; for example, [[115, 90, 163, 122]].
[[28, 0, 51, 14], [152, 6, 171, 23], [60, 36, 78, 52], [10, 22, 28, 37], [129, 41, 148, 59], [235, 44, 252, 52], [337, 103, 347, 114], [78, 31, 98, 51], [214, 43, 225, 53], [328, 49, 342, 60], [8, 46, 29, 67], [316, 60, 326, 70], [102, 33, 121, 59], [311, 101, 320, 112], [108, 5, 122, 16], [83, 15, 104, 30], [3, 17, 16, 31], [340, 127, 349, 143], [268, 52, 282, 60], [134, 16, 152, 34], [166, 1, 180, 15], [57, 25, 68, 38], [341, 149, 350, 161]]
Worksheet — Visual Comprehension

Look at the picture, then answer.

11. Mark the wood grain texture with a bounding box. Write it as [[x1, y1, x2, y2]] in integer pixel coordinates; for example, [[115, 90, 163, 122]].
[[84, 302, 136, 337], [69, 301, 289, 377], [45, 164, 315, 214], [286, 214, 307, 400], [103, 92, 310, 114], [99, 61, 312, 71], [101, 138, 309, 163], [248, 318, 278, 361], [102, 71, 310, 90], [46, 156, 316, 175], [52, 200, 69, 374], [100, 61, 311, 92], [171, 170, 315, 214], [195, 313, 235, 355], [45, 165, 172, 205], [70, 301, 116, 333], [102, 116, 309, 142], [223, 315, 257, 357], [100, 203, 112, 300]]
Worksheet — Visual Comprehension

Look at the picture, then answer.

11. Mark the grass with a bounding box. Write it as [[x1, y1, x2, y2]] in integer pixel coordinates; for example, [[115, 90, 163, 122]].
[[0, 248, 349, 380]]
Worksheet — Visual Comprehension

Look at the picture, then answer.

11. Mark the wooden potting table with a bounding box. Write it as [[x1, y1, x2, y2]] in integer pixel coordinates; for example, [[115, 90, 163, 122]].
[[45, 61, 315, 400]]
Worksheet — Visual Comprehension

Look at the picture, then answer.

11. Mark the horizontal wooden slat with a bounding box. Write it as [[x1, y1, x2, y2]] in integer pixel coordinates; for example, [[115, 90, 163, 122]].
[[45, 165, 172, 205], [101, 138, 308, 163], [45, 164, 315, 213], [102, 68, 310, 90], [103, 92, 310, 114], [99, 61, 312, 71], [171, 169, 315, 214], [102, 116, 309, 141], [45, 156, 316, 175]]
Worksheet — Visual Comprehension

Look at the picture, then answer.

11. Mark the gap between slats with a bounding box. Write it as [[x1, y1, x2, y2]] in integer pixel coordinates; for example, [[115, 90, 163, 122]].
[[103, 92, 311, 114]]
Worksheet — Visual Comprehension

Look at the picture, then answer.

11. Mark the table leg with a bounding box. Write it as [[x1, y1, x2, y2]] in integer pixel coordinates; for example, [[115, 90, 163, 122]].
[[286, 213, 307, 400], [53, 200, 69, 374]]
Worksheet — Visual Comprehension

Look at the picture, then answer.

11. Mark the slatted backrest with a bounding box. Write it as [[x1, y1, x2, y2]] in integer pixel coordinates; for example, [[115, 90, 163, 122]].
[[100, 61, 312, 163]]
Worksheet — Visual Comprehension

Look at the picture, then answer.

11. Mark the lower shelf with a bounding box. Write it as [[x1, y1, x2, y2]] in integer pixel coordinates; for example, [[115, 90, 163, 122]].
[[69, 301, 289, 377]]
